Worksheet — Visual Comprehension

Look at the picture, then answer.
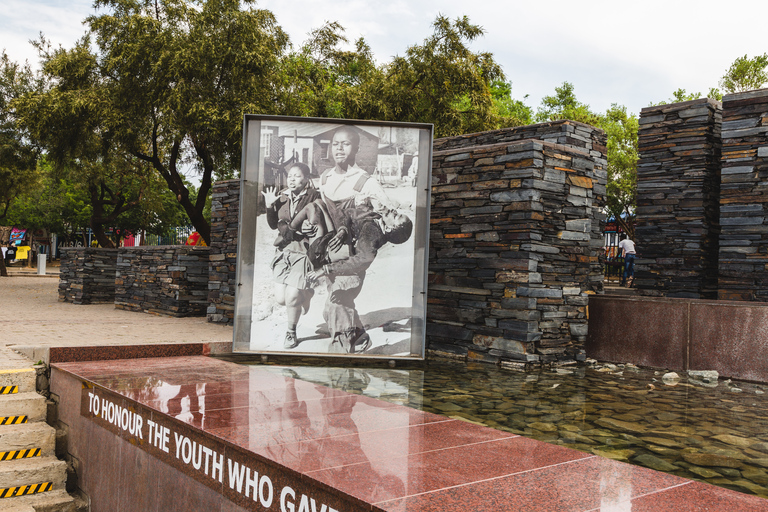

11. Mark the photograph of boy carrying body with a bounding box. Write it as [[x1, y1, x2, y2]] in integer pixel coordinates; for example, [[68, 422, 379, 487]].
[[242, 118, 431, 358]]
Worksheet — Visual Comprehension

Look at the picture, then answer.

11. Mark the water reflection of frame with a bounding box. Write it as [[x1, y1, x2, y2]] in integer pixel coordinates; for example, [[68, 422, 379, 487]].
[[263, 365, 425, 409], [234, 115, 432, 360]]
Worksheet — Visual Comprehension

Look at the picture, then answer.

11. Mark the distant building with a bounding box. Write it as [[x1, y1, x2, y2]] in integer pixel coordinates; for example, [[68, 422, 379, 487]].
[[260, 123, 386, 190]]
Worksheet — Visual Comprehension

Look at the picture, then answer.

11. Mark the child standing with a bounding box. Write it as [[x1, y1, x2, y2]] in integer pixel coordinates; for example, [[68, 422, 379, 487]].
[[261, 163, 324, 350]]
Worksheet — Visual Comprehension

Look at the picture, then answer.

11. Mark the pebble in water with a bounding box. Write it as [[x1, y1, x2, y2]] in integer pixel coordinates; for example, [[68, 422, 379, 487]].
[[662, 372, 680, 386]]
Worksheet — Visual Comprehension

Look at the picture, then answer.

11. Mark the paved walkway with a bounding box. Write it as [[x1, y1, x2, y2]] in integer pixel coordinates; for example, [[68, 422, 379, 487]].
[[0, 275, 233, 368]]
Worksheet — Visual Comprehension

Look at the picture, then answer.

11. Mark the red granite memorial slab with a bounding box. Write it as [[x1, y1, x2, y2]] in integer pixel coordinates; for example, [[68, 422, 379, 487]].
[[51, 355, 768, 512]]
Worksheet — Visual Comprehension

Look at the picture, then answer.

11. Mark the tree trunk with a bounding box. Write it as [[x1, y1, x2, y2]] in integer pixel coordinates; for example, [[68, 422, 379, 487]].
[[617, 214, 635, 240], [143, 140, 212, 245], [88, 183, 117, 249], [90, 222, 115, 248], [0, 254, 7, 277]]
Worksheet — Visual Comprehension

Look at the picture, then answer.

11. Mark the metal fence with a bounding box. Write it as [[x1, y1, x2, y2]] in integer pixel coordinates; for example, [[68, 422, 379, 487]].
[[603, 230, 624, 282], [121, 226, 195, 247], [54, 227, 196, 253]]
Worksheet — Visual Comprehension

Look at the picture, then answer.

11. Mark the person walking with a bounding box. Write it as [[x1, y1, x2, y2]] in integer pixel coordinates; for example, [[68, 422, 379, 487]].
[[5, 242, 16, 266], [261, 162, 322, 350], [618, 234, 637, 287]]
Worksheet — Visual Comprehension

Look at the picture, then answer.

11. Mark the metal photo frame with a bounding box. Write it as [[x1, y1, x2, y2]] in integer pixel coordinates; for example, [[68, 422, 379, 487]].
[[233, 115, 432, 360]]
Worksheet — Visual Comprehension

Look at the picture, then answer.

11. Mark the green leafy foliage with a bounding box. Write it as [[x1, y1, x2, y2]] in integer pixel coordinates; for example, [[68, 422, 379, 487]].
[[535, 81, 602, 126], [720, 54, 768, 94], [336, 15, 507, 137], [278, 17, 523, 137], [8, 158, 190, 247], [276, 22, 377, 119], [670, 88, 702, 102], [490, 80, 533, 126], [601, 104, 638, 237], [0, 51, 39, 222], [6, 163, 90, 235], [14, 38, 158, 248], [648, 88, 715, 107], [707, 87, 723, 101], [81, 0, 290, 243]]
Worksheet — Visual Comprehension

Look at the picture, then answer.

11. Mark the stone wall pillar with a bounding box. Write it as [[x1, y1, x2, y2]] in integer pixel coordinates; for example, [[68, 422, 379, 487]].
[[115, 246, 209, 316], [718, 89, 768, 301], [58, 248, 118, 304], [635, 99, 722, 298], [428, 132, 606, 364], [207, 180, 240, 324]]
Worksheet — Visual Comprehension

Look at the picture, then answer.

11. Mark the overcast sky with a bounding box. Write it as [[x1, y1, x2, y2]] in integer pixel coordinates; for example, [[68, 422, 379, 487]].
[[2, 0, 766, 117]]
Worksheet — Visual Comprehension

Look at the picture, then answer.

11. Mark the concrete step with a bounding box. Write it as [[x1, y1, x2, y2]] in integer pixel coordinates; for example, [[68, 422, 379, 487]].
[[0, 393, 47, 424], [0, 369, 36, 394], [1, 489, 76, 512], [0, 503, 35, 512], [0, 423, 56, 458], [0, 456, 67, 493]]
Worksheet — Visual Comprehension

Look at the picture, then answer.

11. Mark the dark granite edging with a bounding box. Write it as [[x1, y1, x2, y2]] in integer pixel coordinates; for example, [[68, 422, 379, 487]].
[[48, 342, 233, 364], [586, 294, 768, 382]]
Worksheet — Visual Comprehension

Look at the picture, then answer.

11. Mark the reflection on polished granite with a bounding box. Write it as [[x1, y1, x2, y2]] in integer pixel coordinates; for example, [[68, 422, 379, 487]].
[[54, 356, 768, 511]]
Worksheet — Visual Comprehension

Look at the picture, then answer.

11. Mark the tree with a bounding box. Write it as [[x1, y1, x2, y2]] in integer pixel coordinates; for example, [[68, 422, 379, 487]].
[[9, 159, 190, 248], [720, 54, 768, 94], [0, 52, 39, 222], [14, 39, 154, 248], [490, 80, 533, 126], [669, 88, 702, 102], [276, 22, 378, 119], [601, 104, 638, 238], [6, 162, 91, 237], [535, 81, 601, 126], [84, 0, 289, 244], [337, 15, 505, 137], [277, 16, 510, 137], [109, 173, 192, 245], [649, 87, 723, 106], [0, 51, 39, 276]]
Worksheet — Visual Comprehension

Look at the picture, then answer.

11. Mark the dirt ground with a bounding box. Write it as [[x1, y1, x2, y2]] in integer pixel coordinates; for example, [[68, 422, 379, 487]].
[[0, 276, 233, 355]]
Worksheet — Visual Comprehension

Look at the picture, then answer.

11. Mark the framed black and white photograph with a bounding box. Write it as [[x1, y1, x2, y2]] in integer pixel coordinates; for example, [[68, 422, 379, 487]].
[[233, 116, 432, 359]]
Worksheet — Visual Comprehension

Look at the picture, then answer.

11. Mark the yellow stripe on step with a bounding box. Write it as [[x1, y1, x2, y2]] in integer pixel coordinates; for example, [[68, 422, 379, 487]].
[[0, 448, 41, 460], [0, 482, 52, 498], [0, 416, 27, 425], [0, 386, 19, 394]]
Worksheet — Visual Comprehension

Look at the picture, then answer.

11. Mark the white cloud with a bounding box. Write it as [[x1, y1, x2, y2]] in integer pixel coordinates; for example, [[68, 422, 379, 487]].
[[3, 0, 767, 116], [1, 0, 93, 66]]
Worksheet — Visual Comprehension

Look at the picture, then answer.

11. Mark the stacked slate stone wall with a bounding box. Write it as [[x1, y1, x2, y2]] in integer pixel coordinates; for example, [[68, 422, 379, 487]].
[[433, 120, 606, 156], [208, 180, 240, 324], [58, 248, 118, 304], [718, 88, 768, 301], [428, 135, 606, 364], [634, 99, 723, 299], [115, 246, 210, 317]]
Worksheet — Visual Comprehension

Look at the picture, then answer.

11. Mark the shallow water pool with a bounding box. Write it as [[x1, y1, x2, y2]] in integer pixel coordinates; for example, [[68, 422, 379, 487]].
[[231, 357, 768, 498]]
